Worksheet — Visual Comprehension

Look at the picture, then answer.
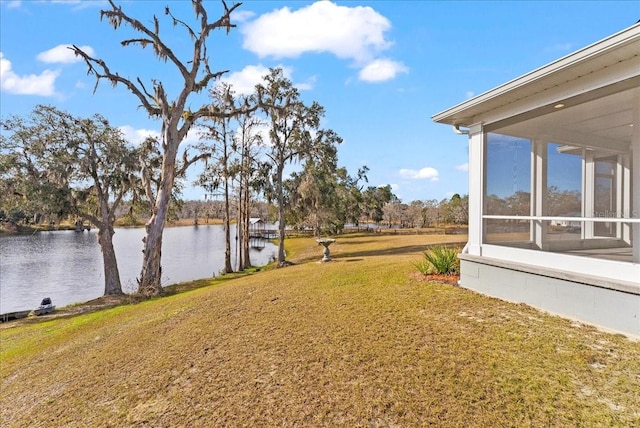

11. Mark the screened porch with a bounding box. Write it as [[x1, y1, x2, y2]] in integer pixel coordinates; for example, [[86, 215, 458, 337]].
[[480, 84, 638, 267]]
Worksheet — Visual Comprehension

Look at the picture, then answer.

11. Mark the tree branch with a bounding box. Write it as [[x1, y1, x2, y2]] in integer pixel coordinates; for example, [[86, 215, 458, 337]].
[[101, 0, 190, 80], [176, 150, 210, 177], [70, 45, 162, 117]]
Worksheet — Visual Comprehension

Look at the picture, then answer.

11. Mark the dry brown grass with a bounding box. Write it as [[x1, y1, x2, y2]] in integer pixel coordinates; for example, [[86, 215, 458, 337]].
[[1, 233, 639, 427]]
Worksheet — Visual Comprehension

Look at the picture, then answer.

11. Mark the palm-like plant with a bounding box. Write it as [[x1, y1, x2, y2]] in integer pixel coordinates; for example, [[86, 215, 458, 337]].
[[414, 246, 460, 275]]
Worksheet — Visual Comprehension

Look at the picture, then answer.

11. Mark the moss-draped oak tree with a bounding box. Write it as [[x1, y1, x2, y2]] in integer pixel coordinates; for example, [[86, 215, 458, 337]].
[[0, 105, 138, 296]]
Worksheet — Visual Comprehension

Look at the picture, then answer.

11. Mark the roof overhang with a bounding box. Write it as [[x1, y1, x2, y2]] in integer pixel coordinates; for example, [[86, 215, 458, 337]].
[[432, 23, 640, 127]]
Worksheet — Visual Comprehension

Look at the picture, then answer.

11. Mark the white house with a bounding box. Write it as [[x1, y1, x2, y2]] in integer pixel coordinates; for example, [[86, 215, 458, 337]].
[[433, 23, 640, 337]]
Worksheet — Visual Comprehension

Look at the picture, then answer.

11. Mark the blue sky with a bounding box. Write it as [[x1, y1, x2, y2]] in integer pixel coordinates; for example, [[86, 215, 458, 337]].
[[1, 0, 638, 203]]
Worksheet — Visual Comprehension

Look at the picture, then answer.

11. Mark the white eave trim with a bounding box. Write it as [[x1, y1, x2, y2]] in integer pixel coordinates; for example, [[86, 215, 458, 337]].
[[432, 23, 640, 126]]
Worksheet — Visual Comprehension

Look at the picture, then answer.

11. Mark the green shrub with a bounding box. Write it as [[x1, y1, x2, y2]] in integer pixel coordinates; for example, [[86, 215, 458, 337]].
[[414, 246, 460, 275]]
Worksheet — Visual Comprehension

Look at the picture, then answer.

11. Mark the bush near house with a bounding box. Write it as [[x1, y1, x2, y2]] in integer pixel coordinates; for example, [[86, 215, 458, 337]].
[[414, 245, 460, 275]]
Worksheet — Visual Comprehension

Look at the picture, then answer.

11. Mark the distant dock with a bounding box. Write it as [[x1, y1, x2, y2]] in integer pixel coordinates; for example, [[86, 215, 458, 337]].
[[249, 229, 278, 240]]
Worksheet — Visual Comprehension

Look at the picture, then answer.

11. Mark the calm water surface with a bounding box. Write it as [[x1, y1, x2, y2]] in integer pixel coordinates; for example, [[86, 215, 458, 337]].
[[0, 225, 277, 313]]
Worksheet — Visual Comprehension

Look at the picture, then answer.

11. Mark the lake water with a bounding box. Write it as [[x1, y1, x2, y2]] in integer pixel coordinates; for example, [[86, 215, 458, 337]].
[[0, 225, 277, 314]]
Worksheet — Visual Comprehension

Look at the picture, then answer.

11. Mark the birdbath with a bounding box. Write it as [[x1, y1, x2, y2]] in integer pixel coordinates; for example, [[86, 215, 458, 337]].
[[317, 238, 336, 262]]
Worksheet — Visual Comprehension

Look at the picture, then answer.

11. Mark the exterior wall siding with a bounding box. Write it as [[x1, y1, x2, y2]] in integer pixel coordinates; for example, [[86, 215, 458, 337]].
[[459, 258, 640, 338]]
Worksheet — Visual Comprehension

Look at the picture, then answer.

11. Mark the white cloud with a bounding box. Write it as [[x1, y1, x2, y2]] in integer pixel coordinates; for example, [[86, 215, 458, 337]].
[[221, 64, 279, 96], [37, 44, 95, 64], [456, 163, 469, 172], [5, 1, 21, 8], [465, 91, 475, 99], [119, 125, 204, 147], [232, 10, 255, 23], [241, 1, 392, 64], [358, 58, 408, 83], [398, 167, 439, 182], [118, 125, 160, 146], [0, 52, 59, 96], [222, 64, 315, 95], [296, 75, 317, 91]]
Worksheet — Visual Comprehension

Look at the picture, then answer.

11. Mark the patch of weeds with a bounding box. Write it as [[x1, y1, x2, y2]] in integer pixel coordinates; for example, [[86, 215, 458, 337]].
[[413, 246, 460, 275]]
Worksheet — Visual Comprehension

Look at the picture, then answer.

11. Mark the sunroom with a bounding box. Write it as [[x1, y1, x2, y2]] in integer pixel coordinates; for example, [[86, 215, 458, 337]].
[[433, 23, 639, 337]]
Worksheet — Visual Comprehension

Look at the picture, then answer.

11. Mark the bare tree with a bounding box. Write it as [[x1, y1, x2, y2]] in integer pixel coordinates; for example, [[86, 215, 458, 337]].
[[422, 199, 440, 227], [71, 0, 260, 296]]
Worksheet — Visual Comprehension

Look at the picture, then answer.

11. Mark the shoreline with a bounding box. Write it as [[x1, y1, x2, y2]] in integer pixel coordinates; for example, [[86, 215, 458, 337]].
[[0, 257, 271, 326], [0, 217, 226, 236], [0, 272, 255, 327]]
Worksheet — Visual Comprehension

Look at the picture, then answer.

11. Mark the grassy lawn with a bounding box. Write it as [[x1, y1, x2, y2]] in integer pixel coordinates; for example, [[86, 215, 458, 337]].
[[1, 233, 639, 426]]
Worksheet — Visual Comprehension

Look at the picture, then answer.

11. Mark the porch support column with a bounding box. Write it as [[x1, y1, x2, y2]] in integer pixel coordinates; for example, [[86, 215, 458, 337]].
[[583, 151, 595, 239], [621, 153, 631, 245], [466, 124, 484, 256], [532, 140, 547, 250], [632, 98, 640, 263]]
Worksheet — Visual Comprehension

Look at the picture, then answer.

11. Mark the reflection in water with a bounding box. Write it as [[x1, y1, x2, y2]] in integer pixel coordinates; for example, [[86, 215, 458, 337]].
[[0, 225, 277, 313]]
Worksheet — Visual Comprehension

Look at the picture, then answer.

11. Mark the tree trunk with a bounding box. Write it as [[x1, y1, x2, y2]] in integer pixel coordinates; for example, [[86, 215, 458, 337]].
[[222, 174, 233, 274], [138, 212, 165, 296], [98, 224, 123, 296], [276, 165, 287, 265], [138, 142, 177, 296], [242, 175, 251, 268], [236, 184, 244, 272]]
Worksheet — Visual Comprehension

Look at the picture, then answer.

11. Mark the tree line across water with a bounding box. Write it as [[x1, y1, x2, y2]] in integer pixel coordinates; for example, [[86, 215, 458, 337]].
[[1, 1, 468, 302], [115, 196, 469, 232]]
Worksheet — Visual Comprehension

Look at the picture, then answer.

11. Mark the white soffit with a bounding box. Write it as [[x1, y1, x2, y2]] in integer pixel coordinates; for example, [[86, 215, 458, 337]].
[[432, 23, 640, 126]]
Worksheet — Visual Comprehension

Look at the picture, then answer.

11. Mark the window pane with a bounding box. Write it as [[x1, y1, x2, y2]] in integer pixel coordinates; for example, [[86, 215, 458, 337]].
[[594, 158, 617, 237], [484, 219, 532, 247], [595, 160, 615, 175], [485, 133, 531, 215], [547, 143, 582, 217]]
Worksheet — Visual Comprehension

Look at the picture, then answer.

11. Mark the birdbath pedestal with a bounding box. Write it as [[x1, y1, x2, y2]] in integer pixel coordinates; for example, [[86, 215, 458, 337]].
[[317, 238, 336, 262]]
